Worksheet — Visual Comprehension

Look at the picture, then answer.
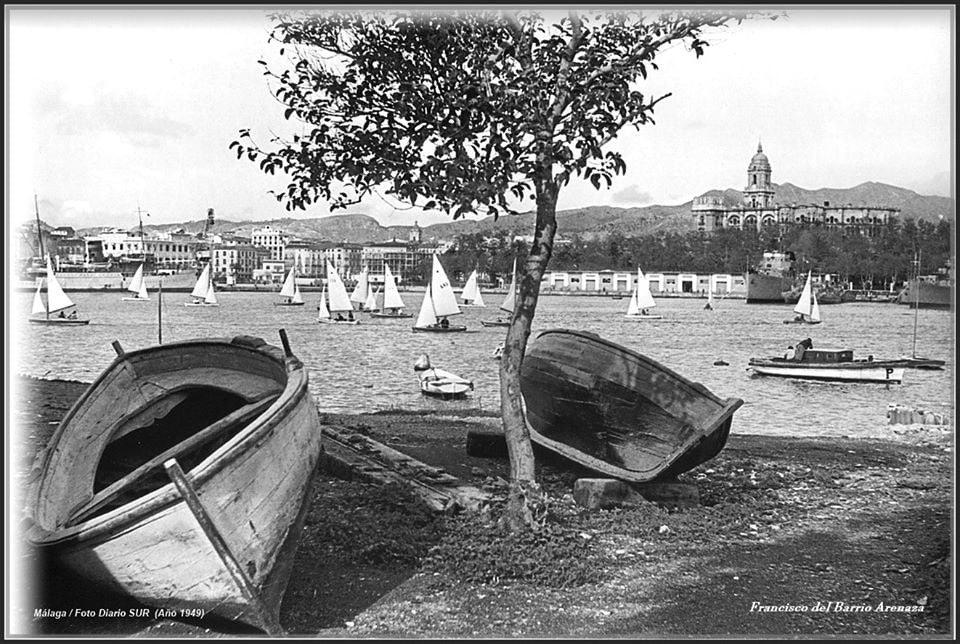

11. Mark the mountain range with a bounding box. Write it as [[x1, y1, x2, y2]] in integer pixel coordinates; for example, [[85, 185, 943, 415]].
[[77, 182, 953, 244]]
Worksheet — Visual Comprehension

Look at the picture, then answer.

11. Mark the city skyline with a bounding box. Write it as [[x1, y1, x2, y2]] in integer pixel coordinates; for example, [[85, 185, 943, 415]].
[[7, 6, 954, 235]]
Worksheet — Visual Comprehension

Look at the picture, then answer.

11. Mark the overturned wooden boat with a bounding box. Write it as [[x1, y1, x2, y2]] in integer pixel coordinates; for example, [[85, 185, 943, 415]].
[[23, 331, 323, 634], [519, 329, 744, 483]]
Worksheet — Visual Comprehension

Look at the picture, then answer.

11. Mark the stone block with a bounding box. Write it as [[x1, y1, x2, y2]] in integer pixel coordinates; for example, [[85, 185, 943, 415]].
[[633, 480, 700, 508]]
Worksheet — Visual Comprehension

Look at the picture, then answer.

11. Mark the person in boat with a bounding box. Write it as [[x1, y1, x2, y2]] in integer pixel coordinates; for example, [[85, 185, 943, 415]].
[[58, 311, 66, 318], [440, 317, 450, 329], [795, 338, 813, 361], [68, 310, 78, 320], [641, 309, 649, 316], [348, 311, 354, 321], [784, 346, 796, 360], [336, 313, 345, 321], [793, 313, 804, 322]]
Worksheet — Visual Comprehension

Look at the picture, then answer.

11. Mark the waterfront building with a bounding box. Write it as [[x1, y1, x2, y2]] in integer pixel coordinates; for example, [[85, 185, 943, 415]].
[[212, 244, 270, 284], [692, 143, 899, 236], [284, 241, 327, 281], [361, 238, 440, 285], [540, 270, 745, 296], [251, 225, 288, 261]]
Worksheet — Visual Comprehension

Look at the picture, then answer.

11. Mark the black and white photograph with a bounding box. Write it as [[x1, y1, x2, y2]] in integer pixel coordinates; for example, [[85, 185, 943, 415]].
[[5, 4, 954, 638]]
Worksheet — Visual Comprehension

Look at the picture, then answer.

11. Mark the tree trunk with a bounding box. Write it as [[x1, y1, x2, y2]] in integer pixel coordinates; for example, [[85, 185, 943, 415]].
[[499, 179, 559, 532]]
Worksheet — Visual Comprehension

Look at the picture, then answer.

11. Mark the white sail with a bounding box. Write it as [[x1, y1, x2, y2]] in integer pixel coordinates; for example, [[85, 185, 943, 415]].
[[317, 286, 330, 320], [350, 268, 369, 308], [626, 286, 640, 316], [204, 280, 218, 305], [127, 264, 148, 299], [191, 264, 212, 299], [45, 258, 75, 313], [279, 268, 297, 299], [500, 260, 517, 314], [382, 264, 406, 311], [414, 289, 437, 328], [291, 282, 303, 304], [810, 291, 822, 323], [430, 255, 462, 318], [365, 287, 379, 312], [326, 261, 354, 313], [461, 269, 486, 307], [31, 280, 45, 315], [793, 271, 814, 317], [634, 267, 657, 310]]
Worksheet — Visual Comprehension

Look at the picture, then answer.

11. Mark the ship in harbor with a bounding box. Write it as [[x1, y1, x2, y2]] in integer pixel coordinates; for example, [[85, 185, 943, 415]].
[[897, 260, 953, 309], [745, 251, 795, 304], [17, 260, 199, 292]]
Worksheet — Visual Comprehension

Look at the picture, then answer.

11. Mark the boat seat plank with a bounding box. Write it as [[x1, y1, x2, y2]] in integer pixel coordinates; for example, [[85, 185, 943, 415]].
[[68, 396, 278, 525]]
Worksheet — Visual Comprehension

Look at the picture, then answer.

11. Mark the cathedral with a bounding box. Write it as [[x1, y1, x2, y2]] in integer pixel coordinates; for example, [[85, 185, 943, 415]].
[[691, 143, 899, 236]]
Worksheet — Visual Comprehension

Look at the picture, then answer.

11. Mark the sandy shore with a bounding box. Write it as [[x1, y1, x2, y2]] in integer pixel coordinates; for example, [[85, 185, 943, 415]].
[[7, 376, 953, 638]]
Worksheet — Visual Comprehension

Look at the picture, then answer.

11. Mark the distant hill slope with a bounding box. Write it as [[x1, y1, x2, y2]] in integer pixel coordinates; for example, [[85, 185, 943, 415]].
[[78, 181, 952, 242]]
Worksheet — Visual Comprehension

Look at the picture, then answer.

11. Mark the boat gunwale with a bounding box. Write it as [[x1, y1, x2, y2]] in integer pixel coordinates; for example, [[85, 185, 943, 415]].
[[25, 336, 316, 546], [528, 328, 733, 406]]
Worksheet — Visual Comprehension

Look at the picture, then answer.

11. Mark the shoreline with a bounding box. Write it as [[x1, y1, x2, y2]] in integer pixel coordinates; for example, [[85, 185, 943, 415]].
[[7, 376, 953, 637]]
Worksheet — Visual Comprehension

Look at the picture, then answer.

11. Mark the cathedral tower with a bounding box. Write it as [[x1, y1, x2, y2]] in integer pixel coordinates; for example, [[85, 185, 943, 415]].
[[743, 142, 774, 208]]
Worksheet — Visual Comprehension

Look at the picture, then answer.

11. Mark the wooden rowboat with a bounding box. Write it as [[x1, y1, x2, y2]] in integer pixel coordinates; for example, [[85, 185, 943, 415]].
[[23, 331, 323, 634], [519, 329, 744, 483]]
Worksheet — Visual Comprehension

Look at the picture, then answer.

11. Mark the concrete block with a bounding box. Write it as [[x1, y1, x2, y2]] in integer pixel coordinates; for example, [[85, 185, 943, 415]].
[[633, 480, 701, 509], [573, 478, 647, 510]]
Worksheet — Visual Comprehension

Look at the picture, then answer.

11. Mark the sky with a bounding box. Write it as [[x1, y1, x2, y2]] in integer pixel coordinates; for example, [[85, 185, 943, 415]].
[[5, 5, 955, 234]]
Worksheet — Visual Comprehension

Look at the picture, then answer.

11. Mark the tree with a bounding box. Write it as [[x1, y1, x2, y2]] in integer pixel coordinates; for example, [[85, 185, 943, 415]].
[[232, 8, 751, 530]]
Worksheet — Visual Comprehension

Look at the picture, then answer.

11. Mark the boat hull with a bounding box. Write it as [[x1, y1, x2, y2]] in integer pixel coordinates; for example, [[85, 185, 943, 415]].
[[28, 318, 90, 326], [412, 325, 467, 332], [897, 280, 952, 309], [624, 314, 662, 320], [418, 368, 473, 399], [24, 335, 324, 632], [369, 312, 413, 318], [519, 329, 744, 483], [479, 320, 510, 328], [745, 272, 792, 304], [748, 358, 905, 383]]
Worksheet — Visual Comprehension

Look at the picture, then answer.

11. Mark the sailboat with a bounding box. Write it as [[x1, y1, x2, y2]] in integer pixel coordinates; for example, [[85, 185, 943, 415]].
[[29, 258, 90, 325], [460, 268, 486, 307], [320, 261, 359, 324], [480, 260, 517, 327], [624, 267, 662, 320], [276, 268, 305, 306], [364, 286, 379, 313], [122, 264, 150, 302], [412, 255, 466, 332], [185, 263, 219, 307], [704, 288, 715, 310], [350, 267, 371, 311], [316, 285, 330, 322], [370, 264, 412, 318], [784, 271, 821, 325]]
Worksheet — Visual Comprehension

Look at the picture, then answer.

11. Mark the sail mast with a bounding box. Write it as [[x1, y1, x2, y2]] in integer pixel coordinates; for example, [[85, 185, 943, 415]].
[[34, 194, 45, 261], [912, 251, 921, 357]]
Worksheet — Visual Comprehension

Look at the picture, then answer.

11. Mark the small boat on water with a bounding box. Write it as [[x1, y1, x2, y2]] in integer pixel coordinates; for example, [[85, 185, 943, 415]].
[[459, 268, 487, 308], [624, 266, 662, 320], [748, 338, 906, 383], [275, 268, 305, 306], [29, 258, 90, 326], [413, 354, 473, 399], [369, 265, 413, 318], [23, 331, 323, 634], [480, 259, 517, 328], [412, 256, 466, 333], [122, 264, 150, 302], [784, 271, 822, 325], [319, 261, 359, 325], [519, 329, 744, 483], [185, 263, 219, 307]]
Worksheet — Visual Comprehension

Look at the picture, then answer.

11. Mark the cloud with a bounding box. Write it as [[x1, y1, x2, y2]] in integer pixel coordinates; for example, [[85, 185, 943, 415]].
[[612, 185, 655, 206], [37, 86, 193, 145]]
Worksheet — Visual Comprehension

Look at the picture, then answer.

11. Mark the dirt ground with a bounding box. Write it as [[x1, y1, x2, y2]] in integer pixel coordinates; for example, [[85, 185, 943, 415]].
[[8, 376, 955, 638]]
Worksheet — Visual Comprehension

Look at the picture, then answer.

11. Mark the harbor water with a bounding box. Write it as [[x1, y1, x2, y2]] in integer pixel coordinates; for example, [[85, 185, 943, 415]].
[[11, 291, 955, 439]]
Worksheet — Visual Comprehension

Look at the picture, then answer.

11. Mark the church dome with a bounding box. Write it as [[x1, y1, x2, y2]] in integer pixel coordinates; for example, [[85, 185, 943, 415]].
[[749, 142, 770, 170]]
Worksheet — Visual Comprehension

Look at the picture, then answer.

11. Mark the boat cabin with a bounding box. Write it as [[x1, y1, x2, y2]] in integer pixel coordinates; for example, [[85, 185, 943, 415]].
[[800, 348, 854, 363]]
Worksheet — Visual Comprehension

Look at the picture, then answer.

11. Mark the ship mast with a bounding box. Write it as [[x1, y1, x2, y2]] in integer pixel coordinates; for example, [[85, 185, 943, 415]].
[[34, 194, 45, 262], [912, 251, 921, 358], [136, 205, 147, 263]]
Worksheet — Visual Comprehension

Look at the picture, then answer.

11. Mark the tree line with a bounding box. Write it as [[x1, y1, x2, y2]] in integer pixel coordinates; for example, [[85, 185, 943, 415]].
[[438, 218, 952, 289]]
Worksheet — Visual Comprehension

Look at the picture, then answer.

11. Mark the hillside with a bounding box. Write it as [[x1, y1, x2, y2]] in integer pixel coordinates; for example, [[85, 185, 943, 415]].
[[76, 181, 952, 243]]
